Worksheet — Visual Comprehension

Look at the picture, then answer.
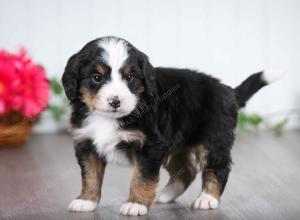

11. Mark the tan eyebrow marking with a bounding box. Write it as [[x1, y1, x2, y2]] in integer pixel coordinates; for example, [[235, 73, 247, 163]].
[[122, 64, 133, 76], [96, 64, 106, 75]]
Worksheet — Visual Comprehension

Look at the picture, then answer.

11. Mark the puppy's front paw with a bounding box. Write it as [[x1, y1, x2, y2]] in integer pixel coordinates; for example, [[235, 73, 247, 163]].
[[192, 192, 219, 210], [68, 199, 97, 212], [120, 202, 148, 216]]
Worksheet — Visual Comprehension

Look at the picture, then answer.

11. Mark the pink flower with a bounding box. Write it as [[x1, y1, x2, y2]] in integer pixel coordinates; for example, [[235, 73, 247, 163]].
[[0, 49, 50, 117], [0, 51, 20, 115], [18, 64, 50, 117]]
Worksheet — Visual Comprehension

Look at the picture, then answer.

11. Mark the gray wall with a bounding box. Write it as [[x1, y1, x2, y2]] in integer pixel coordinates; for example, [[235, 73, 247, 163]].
[[0, 0, 299, 130]]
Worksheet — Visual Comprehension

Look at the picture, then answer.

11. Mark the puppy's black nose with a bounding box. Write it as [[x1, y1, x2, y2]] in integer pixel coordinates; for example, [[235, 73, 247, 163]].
[[108, 96, 121, 109]]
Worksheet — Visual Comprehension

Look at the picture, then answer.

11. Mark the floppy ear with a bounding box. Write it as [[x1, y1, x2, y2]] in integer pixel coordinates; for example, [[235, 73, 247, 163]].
[[137, 51, 157, 99], [61, 53, 80, 101]]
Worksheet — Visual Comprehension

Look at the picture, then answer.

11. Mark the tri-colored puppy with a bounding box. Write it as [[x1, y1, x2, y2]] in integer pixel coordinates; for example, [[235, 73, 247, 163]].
[[62, 36, 281, 216]]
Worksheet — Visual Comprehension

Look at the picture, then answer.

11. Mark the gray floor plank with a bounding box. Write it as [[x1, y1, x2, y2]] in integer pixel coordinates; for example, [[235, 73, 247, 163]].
[[0, 131, 300, 220]]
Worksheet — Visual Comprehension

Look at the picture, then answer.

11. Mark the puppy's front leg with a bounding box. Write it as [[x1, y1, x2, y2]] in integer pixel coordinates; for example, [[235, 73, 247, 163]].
[[69, 141, 106, 212], [120, 163, 159, 216], [120, 138, 165, 216]]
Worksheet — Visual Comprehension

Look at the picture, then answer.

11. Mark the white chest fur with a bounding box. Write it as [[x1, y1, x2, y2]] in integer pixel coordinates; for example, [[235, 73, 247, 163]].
[[72, 113, 133, 166]]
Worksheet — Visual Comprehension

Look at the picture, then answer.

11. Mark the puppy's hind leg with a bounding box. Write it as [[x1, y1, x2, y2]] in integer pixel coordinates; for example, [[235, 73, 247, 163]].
[[192, 163, 230, 210], [192, 134, 233, 210], [156, 148, 202, 203]]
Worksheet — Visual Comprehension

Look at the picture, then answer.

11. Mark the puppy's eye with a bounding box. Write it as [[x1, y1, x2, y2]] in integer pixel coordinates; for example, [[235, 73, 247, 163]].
[[125, 74, 134, 83], [91, 74, 102, 84]]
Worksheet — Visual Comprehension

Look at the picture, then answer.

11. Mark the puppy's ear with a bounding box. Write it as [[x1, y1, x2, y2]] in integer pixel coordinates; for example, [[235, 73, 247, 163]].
[[61, 53, 80, 101], [137, 51, 156, 99]]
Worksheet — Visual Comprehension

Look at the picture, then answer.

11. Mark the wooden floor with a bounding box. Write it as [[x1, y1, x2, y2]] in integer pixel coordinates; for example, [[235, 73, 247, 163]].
[[0, 131, 300, 220]]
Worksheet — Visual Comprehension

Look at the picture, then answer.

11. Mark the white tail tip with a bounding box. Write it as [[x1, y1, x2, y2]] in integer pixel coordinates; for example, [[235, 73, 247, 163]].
[[262, 70, 285, 84]]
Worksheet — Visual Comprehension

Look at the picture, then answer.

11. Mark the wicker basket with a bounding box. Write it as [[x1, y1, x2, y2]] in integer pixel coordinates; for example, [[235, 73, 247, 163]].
[[0, 112, 38, 148]]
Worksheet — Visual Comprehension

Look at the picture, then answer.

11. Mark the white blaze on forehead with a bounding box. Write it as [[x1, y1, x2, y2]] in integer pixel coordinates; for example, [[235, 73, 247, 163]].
[[98, 38, 129, 80], [95, 38, 137, 118]]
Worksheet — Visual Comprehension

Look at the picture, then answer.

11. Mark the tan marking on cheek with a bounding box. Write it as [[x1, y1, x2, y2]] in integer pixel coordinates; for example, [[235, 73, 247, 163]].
[[80, 154, 106, 202], [81, 88, 100, 110], [202, 169, 221, 199], [135, 85, 145, 95], [128, 164, 158, 206]]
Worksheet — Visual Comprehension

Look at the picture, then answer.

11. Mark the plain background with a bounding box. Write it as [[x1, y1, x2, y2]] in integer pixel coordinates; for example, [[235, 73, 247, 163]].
[[0, 0, 299, 131]]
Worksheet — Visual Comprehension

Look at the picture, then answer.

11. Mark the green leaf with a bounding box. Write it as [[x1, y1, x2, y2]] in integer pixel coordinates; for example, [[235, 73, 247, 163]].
[[238, 111, 288, 136], [48, 104, 65, 121], [247, 114, 263, 128], [272, 118, 288, 136], [50, 78, 63, 95], [238, 112, 248, 129]]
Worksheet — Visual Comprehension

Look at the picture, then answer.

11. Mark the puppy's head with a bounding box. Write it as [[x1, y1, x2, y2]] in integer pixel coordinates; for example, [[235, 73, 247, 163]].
[[62, 36, 155, 118]]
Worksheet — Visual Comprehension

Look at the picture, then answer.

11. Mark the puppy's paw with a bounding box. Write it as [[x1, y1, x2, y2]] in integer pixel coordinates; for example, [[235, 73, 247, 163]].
[[192, 192, 219, 210], [68, 199, 97, 212], [155, 193, 174, 204], [156, 181, 185, 203], [120, 202, 148, 216]]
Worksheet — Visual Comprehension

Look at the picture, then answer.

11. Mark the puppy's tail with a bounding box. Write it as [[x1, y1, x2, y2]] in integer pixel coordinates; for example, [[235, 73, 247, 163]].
[[234, 70, 283, 108]]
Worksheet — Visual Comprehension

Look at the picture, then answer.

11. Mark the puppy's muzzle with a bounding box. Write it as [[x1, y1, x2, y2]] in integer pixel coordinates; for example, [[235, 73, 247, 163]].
[[108, 96, 121, 109]]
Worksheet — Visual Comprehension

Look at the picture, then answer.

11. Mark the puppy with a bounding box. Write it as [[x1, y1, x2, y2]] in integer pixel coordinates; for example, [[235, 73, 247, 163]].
[[62, 36, 281, 216]]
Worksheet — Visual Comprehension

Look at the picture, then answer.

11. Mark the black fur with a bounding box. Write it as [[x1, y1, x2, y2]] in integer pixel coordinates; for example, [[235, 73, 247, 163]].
[[62, 36, 271, 201], [235, 72, 267, 107]]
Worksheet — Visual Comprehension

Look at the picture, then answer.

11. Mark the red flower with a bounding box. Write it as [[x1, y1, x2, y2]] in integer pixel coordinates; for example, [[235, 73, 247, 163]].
[[0, 50, 20, 114], [18, 64, 50, 117], [0, 49, 50, 117]]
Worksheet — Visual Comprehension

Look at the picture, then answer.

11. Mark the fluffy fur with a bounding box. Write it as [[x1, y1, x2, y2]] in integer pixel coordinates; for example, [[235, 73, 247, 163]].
[[62, 36, 280, 216], [156, 180, 185, 203], [68, 199, 97, 212], [192, 192, 219, 210]]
